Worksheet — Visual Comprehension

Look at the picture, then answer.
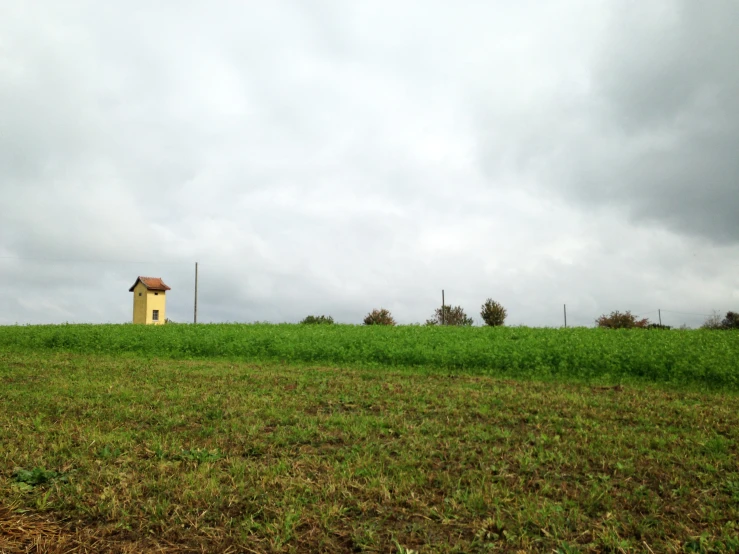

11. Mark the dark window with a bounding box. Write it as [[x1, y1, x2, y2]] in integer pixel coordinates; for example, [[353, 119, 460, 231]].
[[152, 310, 159, 321], [155, 292, 159, 295], [139, 292, 142, 296]]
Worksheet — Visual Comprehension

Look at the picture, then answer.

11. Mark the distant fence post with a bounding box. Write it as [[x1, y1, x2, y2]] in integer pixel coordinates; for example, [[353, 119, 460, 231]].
[[441, 290, 445, 325], [194, 262, 198, 324]]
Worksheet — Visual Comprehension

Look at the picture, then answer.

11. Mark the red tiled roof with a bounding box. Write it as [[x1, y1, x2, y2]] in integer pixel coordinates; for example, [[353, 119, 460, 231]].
[[129, 276, 171, 292]]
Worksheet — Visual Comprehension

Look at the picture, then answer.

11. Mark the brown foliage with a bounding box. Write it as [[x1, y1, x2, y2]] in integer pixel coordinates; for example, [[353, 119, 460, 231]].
[[596, 310, 649, 329], [426, 305, 473, 326], [480, 299, 507, 327], [363, 308, 396, 326]]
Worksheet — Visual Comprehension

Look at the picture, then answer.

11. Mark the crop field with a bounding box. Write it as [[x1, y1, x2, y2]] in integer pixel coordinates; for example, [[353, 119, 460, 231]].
[[1, 323, 739, 389], [1, 325, 739, 552]]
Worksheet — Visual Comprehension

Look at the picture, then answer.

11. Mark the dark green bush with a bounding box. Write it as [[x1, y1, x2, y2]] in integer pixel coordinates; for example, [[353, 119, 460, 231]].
[[300, 315, 334, 325], [722, 312, 739, 330]]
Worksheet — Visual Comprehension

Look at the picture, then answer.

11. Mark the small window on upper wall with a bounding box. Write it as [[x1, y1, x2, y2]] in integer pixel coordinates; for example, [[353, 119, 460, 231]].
[[139, 292, 142, 296], [155, 292, 159, 295], [152, 309, 159, 321]]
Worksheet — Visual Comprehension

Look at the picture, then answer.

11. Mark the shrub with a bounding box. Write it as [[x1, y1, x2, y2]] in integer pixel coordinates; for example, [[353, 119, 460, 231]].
[[596, 311, 649, 329], [646, 323, 672, 330], [427, 305, 473, 326], [363, 308, 396, 326], [701, 311, 739, 330], [480, 299, 507, 327], [702, 311, 724, 330], [300, 315, 334, 325]]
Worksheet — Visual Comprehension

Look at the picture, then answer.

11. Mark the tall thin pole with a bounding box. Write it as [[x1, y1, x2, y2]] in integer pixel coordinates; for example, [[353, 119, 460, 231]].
[[441, 290, 445, 325], [658, 309, 662, 326], [564, 304, 567, 328], [194, 262, 198, 324]]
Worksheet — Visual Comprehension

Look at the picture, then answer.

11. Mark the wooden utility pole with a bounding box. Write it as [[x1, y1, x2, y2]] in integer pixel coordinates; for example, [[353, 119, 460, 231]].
[[564, 304, 567, 328], [441, 290, 445, 325], [194, 262, 198, 324], [658, 309, 662, 326]]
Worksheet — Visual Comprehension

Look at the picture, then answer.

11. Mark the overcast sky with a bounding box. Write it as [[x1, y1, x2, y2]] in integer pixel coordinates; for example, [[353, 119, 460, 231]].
[[1, 1, 738, 328]]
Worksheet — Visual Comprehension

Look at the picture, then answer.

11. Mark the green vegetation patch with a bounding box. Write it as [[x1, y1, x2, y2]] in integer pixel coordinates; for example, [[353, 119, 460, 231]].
[[1, 323, 738, 389], [1, 351, 739, 552]]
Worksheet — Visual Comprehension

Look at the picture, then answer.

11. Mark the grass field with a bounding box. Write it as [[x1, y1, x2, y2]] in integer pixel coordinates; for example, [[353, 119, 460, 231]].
[[1, 323, 739, 389], [1, 326, 739, 552]]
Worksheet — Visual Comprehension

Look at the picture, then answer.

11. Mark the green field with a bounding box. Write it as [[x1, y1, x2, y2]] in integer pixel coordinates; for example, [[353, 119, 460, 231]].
[[1, 323, 739, 389], [1, 325, 739, 552]]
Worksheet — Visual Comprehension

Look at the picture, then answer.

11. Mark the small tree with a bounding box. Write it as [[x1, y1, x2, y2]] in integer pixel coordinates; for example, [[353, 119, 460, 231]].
[[427, 305, 473, 326], [596, 310, 649, 329], [363, 308, 396, 326], [721, 311, 739, 329], [480, 299, 507, 327], [300, 315, 334, 325], [701, 311, 725, 330]]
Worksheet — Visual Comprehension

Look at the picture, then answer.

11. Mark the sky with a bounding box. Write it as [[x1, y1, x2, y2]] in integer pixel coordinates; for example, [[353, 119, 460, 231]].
[[1, 0, 738, 328]]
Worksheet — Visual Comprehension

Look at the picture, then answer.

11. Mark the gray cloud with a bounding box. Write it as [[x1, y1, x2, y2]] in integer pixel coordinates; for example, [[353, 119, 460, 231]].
[[592, 1, 739, 243], [1, 1, 738, 328], [477, 0, 739, 243]]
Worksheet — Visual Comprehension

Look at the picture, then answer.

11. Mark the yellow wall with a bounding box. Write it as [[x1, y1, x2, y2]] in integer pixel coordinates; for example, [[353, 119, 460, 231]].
[[132, 282, 148, 324], [132, 282, 167, 324], [146, 289, 167, 324]]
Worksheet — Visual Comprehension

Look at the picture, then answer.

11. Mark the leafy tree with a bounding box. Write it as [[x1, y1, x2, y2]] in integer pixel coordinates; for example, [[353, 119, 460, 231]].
[[363, 308, 396, 326], [427, 305, 473, 326], [700, 310, 739, 330], [300, 315, 334, 325], [721, 311, 739, 329], [596, 311, 649, 329], [480, 299, 507, 327]]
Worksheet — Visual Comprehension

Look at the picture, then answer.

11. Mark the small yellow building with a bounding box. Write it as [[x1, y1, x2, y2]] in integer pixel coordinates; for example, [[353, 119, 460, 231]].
[[129, 276, 170, 324]]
